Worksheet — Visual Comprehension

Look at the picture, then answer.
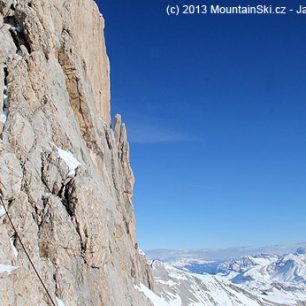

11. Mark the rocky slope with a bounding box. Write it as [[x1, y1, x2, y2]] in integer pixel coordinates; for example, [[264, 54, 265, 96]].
[[0, 0, 153, 305]]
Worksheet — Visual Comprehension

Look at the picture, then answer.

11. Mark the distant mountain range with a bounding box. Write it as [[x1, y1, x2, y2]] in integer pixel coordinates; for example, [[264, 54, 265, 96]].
[[146, 242, 306, 262], [142, 243, 306, 305]]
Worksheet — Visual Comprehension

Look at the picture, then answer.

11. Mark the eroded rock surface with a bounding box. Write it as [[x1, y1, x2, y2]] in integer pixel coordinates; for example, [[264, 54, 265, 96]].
[[0, 1, 153, 305]]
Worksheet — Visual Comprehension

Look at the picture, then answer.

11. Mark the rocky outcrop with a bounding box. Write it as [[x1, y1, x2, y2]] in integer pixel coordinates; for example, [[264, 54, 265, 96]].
[[0, 0, 153, 305]]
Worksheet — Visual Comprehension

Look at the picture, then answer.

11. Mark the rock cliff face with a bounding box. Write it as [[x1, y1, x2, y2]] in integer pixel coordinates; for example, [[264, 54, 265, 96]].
[[0, 1, 153, 305]]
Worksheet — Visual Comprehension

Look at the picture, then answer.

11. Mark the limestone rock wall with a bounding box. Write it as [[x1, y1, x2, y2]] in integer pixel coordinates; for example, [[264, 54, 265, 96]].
[[0, 0, 153, 305]]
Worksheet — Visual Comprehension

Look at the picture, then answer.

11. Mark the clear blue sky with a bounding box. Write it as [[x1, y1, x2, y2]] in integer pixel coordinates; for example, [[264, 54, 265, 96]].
[[97, 0, 306, 250]]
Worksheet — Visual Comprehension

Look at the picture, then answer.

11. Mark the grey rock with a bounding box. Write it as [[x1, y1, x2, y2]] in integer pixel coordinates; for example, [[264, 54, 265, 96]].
[[0, 1, 153, 305]]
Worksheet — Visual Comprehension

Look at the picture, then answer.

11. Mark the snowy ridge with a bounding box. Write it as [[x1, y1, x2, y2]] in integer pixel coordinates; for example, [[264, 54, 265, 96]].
[[217, 251, 306, 287]]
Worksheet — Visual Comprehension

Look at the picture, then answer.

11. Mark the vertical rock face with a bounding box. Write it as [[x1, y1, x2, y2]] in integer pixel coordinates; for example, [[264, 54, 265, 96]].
[[0, 1, 153, 305]]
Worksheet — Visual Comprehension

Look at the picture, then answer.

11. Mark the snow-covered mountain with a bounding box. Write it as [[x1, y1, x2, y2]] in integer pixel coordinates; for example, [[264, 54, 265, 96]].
[[136, 260, 306, 306], [142, 247, 306, 305], [218, 249, 306, 285]]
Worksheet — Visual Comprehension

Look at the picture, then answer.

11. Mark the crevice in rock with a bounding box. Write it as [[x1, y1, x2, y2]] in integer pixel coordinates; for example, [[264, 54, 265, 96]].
[[111, 156, 119, 192], [10, 234, 17, 247], [60, 182, 74, 218], [3, 16, 16, 27], [75, 218, 87, 263], [146, 270, 153, 290], [104, 127, 112, 150], [40, 156, 54, 199], [58, 31, 104, 158], [1, 66, 9, 125], [130, 261, 136, 278], [108, 243, 113, 255], [58, 180, 87, 264], [3, 66, 8, 86], [34, 205, 43, 229], [124, 218, 130, 236], [12, 27, 30, 54], [3, 15, 31, 54]]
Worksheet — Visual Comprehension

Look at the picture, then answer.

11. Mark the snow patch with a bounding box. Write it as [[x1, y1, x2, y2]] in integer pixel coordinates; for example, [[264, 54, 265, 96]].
[[157, 279, 177, 287], [1, 85, 9, 124], [0, 206, 6, 217], [0, 113, 7, 124], [10, 236, 18, 258], [0, 264, 17, 274], [56, 297, 65, 306], [138, 248, 146, 256], [135, 283, 181, 306], [57, 148, 81, 176]]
